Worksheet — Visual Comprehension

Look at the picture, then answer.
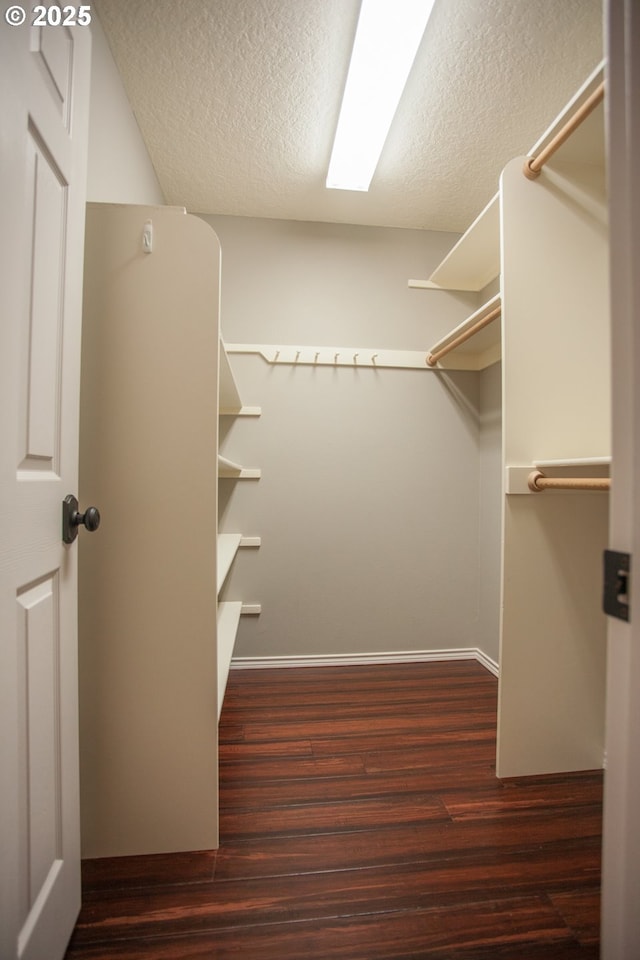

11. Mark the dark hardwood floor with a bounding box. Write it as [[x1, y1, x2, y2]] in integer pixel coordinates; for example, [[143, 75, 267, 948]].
[[64, 660, 602, 959]]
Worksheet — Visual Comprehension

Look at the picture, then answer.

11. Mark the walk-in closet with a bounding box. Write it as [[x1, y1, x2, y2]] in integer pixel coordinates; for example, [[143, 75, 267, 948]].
[[78, 59, 609, 855], [68, 1, 640, 957], [7, 1, 640, 959]]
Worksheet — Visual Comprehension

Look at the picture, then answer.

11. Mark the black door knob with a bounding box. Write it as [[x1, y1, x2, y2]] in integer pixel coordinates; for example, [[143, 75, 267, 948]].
[[62, 495, 101, 544]]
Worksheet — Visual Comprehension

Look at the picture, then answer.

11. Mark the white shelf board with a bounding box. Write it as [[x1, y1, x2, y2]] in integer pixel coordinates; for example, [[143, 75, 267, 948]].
[[427, 294, 501, 371], [219, 405, 261, 416], [412, 63, 605, 299], [217, 533, 241, 593], [219, 340, 242, 411], [219, 340, 261, 415], [410, 194, 500, 292], [217, 600, 242, 718], [218, 454, 261, 479], [533, 456, 611, 468]]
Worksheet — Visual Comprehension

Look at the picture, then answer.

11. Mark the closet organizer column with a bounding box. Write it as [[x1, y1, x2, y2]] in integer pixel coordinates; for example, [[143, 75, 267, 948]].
[[79, 205, 222, 856], [497, 143, 610, 776]]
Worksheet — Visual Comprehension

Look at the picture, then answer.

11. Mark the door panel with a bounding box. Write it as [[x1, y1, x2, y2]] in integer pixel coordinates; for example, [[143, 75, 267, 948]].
[[21, 128, 67, 469], [0, 10, 91, 959], [36, 26, 72, 118], [18, 575, 61, 906], [601, 1, 640, 955]]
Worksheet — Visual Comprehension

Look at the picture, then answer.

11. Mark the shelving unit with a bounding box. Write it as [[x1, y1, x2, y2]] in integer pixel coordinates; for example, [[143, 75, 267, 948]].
[[79, 205, 262, 859], [497, 61, 609, 777], [414, 61, 609, 779], [216, 339, 262, 717], [79, 204, 223, 857]]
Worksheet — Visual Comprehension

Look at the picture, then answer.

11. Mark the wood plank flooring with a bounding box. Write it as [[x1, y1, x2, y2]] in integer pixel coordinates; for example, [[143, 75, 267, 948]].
[[64, 660, 602, 959]]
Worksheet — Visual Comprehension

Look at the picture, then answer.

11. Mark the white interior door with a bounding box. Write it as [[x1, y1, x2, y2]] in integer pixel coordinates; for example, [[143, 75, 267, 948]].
[[601, 1, 640, 956], [0, 9, 91, 959]]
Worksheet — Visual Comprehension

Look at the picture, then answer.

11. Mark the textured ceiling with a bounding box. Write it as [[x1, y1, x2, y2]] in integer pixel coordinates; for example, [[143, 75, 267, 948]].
[[95, 0, 603, 232]]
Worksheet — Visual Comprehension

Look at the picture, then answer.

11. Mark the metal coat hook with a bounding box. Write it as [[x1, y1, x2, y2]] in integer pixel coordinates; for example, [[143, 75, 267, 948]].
[[334, 353, 340, 363], [142, 220, 153, 254], [314, 352, 320, 363], [371, 354, 378, 364], [353, 353, 359, 364], [274, 350, 280, 362], [295, 350, 301, 362]]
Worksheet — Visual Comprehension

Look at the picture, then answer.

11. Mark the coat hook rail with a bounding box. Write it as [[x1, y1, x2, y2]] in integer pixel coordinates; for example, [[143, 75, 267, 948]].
[[523, 80, 605, 180], [528, 470, 611, 493], [226, 344, 438, 371]]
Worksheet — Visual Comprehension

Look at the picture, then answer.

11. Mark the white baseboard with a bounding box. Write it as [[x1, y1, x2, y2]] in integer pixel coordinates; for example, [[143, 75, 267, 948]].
[[231, 647, 499, 678]]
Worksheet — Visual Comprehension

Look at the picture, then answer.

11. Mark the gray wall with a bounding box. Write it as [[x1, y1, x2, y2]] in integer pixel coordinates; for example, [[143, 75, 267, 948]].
[[82, 18, 503, 665], [203, 214, 502, 664]]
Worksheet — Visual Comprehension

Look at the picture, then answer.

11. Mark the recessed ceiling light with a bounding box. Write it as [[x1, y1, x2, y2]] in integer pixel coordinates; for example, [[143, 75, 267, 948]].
[[326, 0, 436, 192]]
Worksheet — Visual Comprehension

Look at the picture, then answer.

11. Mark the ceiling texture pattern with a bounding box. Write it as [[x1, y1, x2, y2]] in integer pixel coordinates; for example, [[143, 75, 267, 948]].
[[95, 0, 604, 232]]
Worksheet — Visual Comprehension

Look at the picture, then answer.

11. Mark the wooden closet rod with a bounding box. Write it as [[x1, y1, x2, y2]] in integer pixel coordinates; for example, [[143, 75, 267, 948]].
[[523, 81, 605, 180], [528, 470, 610, 493], [426, 304, 501, 367]]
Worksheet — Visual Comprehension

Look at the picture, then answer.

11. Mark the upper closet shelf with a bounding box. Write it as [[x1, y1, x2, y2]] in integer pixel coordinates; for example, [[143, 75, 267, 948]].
[[219, 340, 261, 416], [426, 294, 501, 370], [534, 456, 611, 469], [409, 61, 605, 296], [409, 193, 500, 292]]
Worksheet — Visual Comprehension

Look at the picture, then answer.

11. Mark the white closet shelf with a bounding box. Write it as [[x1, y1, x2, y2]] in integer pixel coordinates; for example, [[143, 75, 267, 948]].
[[534, 456, 611, 468], [217, 533, 241, 593], [218, 454, 261, 479], [217, 534, 261, 593], [219, 339, 261, 416], [409, 194, 500, 292], [506, 458, 611, 494], [412, 61, 605, 300], [219, 405, 262, 416], [217, 600, 241, 719], [426, 294, 501, 370]]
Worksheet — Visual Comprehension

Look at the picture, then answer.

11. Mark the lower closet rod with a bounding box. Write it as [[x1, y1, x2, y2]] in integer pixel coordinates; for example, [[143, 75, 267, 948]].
[[528, 470, 610, 493], [523, 80, 605, 180], [426, 304, 501, 367]]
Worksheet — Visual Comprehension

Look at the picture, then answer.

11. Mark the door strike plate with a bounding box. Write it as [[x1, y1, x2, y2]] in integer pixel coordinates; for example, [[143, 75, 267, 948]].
[[603, 550, 631, 621]]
